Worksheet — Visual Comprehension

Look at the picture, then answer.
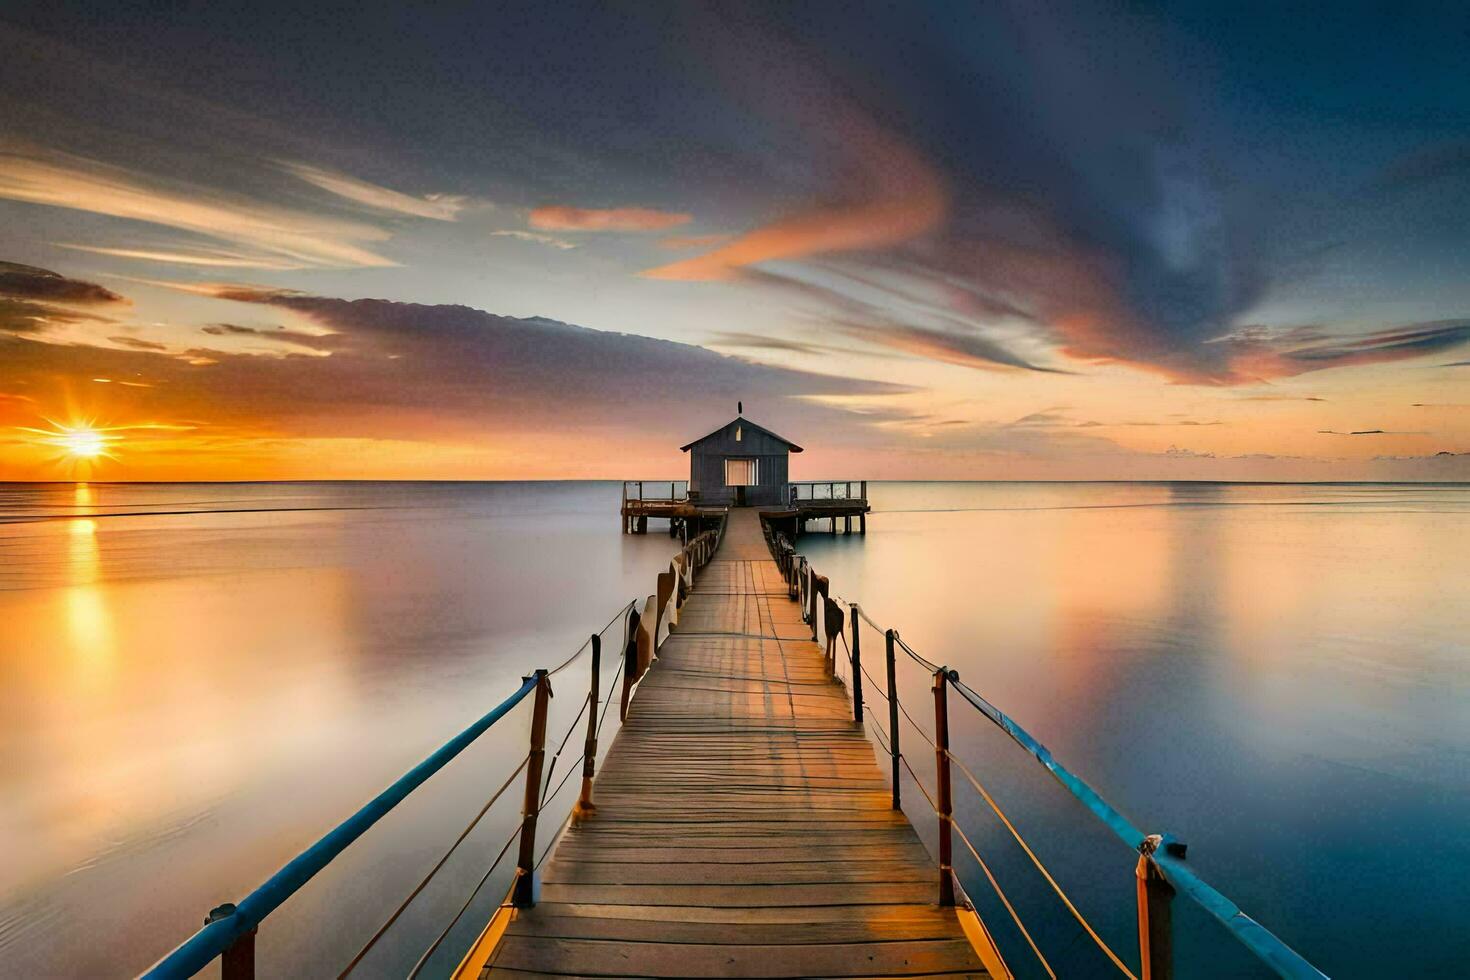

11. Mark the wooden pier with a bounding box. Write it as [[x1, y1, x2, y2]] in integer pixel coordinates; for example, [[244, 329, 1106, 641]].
[[146, 437, 1326, 979], [143, 499, 1328, 980], [623, 480, 871, 536], [460, 508, 996, 978]]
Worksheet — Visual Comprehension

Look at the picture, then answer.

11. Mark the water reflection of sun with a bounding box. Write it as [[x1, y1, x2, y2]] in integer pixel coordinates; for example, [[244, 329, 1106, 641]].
[[66, 486, 113, 678]]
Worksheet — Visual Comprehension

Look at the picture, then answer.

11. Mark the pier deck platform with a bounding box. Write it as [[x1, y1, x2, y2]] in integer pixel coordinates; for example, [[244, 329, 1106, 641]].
[[475, 508, 988, 978]]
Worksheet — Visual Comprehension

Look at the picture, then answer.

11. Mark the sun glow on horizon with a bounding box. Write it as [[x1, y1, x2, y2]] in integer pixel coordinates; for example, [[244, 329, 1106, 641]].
[[57, 427, 108, 459], [18, 419, 124, 471]]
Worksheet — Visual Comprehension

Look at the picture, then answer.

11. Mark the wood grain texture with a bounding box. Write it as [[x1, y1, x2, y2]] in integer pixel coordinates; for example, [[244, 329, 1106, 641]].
[[482, 509, 988, 978]]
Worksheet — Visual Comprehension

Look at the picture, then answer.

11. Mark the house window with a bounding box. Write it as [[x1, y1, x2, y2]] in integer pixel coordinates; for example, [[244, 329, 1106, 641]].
[[724, 458, 757, 486], [735, 425, 742, 442]]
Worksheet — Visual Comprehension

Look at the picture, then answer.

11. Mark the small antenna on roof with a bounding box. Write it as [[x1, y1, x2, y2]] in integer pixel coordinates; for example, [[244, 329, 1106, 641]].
[[737, 400, 743, 416]]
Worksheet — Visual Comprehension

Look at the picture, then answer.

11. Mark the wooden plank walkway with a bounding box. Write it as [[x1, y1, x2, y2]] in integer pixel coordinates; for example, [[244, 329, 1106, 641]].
[[479, 509, 990, 978]]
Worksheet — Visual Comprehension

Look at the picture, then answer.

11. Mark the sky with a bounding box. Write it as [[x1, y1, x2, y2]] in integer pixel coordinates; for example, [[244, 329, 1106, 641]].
[[1, 1, 1467, 482]]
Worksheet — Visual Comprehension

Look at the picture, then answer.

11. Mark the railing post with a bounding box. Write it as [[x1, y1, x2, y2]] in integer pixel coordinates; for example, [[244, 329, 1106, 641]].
[[849, 605, 863, 723], [575, 635, 601, 817], [205, 905, 255, 980], [808, 566, 818, 639], [933, 666, 955, 907], [620, 608, 640, 722], [1136, 836, 1176, 980], [885, 629, 901, 810], [512, 669, 551, 907]]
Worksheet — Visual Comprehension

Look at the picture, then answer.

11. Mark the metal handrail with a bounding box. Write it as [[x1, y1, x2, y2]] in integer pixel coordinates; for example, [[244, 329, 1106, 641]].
[[620, 480, 688, 502], [788, 479, 868, 501], [142, 675, 540, 979], [776, 540, 1328, 980]]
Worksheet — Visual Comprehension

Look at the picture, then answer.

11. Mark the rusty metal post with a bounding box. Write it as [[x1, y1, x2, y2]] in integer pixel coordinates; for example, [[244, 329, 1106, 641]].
[[205, 905, 255, 980], [885, 629, 901, 810], [512, 669, 551, 907], [933, 667, 956, 907], [1136, 838, 1176, 980], [575, 635, 601, 817], [849, 605, 863, 723]]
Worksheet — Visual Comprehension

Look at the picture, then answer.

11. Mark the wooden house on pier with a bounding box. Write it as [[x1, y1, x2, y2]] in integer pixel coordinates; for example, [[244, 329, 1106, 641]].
[[681, 414, 801, 507], [621, 409, 870, 535]]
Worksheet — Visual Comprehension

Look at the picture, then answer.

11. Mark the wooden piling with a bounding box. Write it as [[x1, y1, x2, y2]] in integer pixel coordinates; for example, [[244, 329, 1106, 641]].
[[1137, 846, 1175, 980], [886, 629, 901, 811], [512, 670, 551, 908], [933, 667, 956, 907], [575, 636, 601, 818]]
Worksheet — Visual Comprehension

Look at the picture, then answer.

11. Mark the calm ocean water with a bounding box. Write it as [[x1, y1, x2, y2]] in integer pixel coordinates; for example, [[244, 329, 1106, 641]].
[[1, 481, 1466, 977]]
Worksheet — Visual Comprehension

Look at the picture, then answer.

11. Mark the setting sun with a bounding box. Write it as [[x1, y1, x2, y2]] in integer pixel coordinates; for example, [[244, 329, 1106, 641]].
[[18, 420, 122, 467], [58, 427, 108, 458]]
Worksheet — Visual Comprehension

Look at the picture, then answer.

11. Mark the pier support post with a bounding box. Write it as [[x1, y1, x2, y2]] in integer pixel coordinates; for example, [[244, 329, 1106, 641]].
[[1136, 838, 1176, 980], [575, 635, 601, 818], [886, 630, 901, 810], [932, 667, 956, 907], [513, 669, 551, 908], [849, 605, 863, 723], [860, 512, 866, 535]]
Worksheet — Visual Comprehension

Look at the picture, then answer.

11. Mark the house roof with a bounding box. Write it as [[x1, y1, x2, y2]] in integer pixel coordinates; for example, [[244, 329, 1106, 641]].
[[680, 417, 804, 453]]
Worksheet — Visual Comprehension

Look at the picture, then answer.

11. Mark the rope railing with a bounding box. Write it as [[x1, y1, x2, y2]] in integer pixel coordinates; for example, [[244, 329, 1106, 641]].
[[338, 754, 530, 976], [951, 819, 1058, 979], [946, 748, 1137, 978], [765, 527, 1329, 980], [405, 822, 522, 979]]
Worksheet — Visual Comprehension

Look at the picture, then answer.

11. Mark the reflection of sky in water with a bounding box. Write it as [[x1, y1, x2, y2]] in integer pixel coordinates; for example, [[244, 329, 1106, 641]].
[[0, 481, 675, 977], [0, 481, 1465, 977], [803, 482, 1470, 979]]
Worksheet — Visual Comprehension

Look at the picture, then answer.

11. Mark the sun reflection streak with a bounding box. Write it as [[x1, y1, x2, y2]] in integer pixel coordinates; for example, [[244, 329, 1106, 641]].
[[65, 486, 113, 680]]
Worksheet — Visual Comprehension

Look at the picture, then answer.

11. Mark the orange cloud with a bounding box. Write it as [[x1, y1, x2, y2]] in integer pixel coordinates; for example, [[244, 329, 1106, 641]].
[[642, 121, 946, 281], [528, 206, 692, 232]]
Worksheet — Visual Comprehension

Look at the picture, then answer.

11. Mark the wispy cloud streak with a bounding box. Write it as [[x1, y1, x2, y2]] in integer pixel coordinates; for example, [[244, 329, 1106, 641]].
[[0, 151, 396, 268], [280, 161, 465, 220]]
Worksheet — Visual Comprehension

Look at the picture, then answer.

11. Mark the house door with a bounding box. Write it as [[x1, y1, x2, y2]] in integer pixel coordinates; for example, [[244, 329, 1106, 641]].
[[724, 458, 757, 506]]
